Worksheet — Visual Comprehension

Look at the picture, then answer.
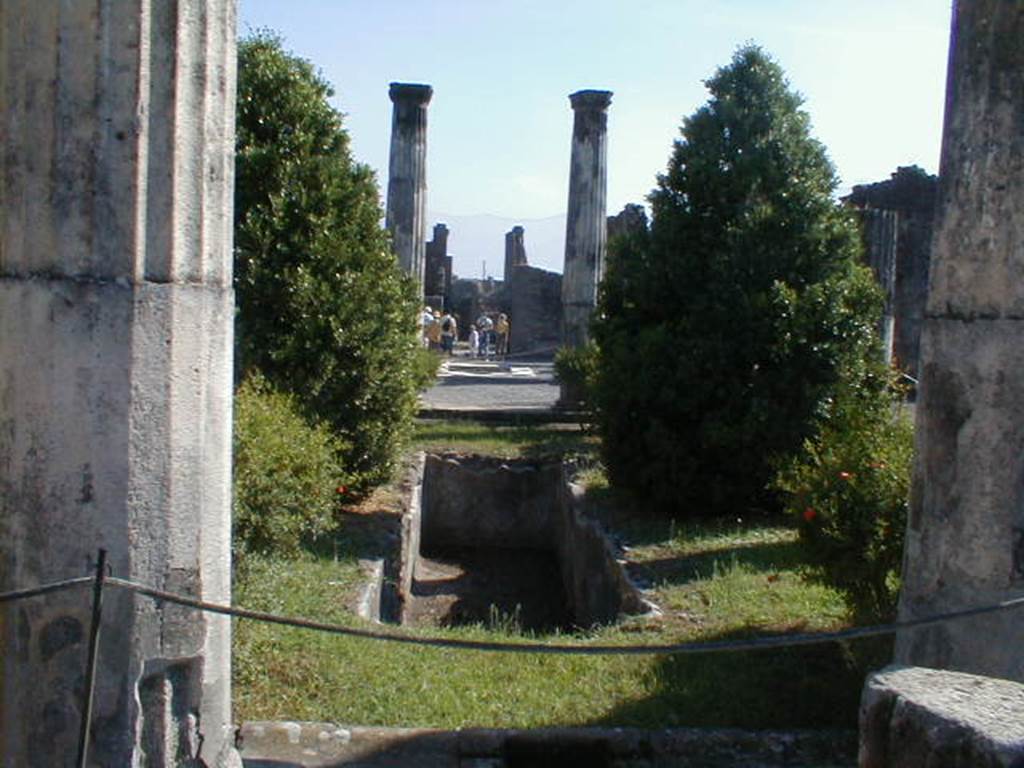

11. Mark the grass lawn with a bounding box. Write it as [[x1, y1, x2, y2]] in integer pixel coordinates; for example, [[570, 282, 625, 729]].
[[410, 419, 598, 460], [233, 424, 886, 730]]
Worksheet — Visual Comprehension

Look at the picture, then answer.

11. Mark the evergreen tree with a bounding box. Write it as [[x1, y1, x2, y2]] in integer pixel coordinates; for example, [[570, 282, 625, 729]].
[[234, 31, 421, 487], [593, 45, 882, 516]]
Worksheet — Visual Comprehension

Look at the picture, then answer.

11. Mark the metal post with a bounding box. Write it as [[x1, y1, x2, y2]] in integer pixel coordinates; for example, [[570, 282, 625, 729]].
[[76, 548, 107, 768]]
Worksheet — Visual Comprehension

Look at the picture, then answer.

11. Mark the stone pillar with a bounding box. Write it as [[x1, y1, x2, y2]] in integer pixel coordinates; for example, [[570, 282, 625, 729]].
[[895, 0, 1024, 682], [504, 225, 528, 282], [424, 223, 449, 302], [861, 208, 898, 365], [561, 90, 612, 349], [0, 2, 240, 766], [386, 83, 433, 291]]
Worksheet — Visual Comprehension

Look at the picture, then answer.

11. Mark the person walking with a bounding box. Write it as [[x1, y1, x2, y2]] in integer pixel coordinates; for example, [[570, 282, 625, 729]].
[[440, 311, 457, 355], [426, 309, 442, 350], [467, 324, 479, 359], [476, 313, 494, 358], [495, 313, 510, 357]]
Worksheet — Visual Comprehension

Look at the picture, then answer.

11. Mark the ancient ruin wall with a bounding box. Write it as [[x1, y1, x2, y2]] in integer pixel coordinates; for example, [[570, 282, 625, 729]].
[[413, 454, 645, 628]]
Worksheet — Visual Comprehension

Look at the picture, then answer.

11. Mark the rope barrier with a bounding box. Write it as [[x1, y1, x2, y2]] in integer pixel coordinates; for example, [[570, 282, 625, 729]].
[[0, 576, 93, 604], [6, 571, 1023, 657], [106, 577, 1024, 657]]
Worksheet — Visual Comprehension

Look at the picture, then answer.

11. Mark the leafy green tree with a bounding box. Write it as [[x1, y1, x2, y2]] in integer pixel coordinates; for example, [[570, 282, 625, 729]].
[[235, 31, 421, 486], [593, 45, 882, 516]]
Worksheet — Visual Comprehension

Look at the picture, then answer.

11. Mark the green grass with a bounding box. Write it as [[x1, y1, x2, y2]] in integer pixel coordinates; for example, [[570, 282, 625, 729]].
[[232, 491, 887, 730], [411, 419, 598, 460]]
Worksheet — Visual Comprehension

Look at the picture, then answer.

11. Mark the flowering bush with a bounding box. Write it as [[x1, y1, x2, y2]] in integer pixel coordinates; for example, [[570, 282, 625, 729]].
[[773, 376, 913, 622], [233, 375, 350, 559]]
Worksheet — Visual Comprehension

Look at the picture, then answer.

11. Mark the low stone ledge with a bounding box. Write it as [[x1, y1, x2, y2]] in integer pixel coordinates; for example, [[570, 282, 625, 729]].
[[238, 722, 856, 766], [859, 665, 1024, 767]]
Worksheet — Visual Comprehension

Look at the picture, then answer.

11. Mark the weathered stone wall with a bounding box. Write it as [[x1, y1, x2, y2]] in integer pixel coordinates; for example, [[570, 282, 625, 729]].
[[845, 166, 938, 376], [895, 0, 1024, 682], [424, 223, 452, 307], [607, 203, 648, 243], [450, 277, 502, 340], [506, 265, 563, 354], [0, 2, 239, 765], [555, 471, 648, 627], [420, 455, 559, 553]]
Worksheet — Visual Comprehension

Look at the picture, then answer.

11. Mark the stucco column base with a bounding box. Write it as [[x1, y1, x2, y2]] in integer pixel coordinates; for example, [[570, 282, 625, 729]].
[[896, 318, 1024, 682], [0, 277, 236, 767]]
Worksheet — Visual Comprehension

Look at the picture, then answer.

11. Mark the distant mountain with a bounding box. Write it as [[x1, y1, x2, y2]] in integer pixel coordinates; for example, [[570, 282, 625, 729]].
[[427, 211, 567, 280]]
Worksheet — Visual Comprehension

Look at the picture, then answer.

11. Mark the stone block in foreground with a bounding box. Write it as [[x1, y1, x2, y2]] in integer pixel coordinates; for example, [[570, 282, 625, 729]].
[[860, 665, 1024, 767]]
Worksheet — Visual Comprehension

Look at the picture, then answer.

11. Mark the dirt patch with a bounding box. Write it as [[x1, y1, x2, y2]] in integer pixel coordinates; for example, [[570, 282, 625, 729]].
[[404, 546, 570, 632]]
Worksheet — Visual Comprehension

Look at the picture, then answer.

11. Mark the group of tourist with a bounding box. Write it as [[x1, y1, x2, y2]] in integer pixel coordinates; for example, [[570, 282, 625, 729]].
[[422, 307, 511, 358]]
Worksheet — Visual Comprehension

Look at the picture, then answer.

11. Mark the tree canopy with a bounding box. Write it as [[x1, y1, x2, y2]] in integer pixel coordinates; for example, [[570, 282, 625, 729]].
[[593, 45, 882, 516], [234, 31, 421, 486]]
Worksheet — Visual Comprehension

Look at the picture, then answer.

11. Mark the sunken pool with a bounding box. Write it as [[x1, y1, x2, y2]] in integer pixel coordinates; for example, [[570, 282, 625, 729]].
[[371, 452, 650, 634]]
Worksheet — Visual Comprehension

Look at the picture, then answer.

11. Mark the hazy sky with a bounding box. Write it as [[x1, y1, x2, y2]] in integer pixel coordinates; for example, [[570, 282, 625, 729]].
[[238, 1, 951, 221]]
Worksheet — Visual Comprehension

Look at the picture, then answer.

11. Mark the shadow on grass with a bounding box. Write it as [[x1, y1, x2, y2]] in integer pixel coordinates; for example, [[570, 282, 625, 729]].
[[589, 626, 892, 731], [633, 538, 806, 587], [305, 510, 400, 562], [412, 423, 597, 460]]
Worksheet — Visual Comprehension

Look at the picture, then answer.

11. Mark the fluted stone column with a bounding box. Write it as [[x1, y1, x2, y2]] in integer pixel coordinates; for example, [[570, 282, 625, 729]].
[[561, 90, 612, 348], [0, 2, 240, 765], [861, 208, 898, 365], [895, 0, 1024, 682], [386, 83, 433, 291]]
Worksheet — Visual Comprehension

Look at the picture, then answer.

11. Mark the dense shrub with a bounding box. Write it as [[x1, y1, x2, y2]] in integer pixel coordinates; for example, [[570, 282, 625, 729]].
[[235, 32, 421, 488], [554, 342, 599, 412], [592, 45, 881, 516], [233, 376, 349, 558], [773, 370, 913, 622]]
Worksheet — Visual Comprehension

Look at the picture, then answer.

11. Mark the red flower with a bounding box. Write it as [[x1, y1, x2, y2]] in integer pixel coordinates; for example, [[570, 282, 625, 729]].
[[803, 507, 817, 522], [336, 485, 347, 495]]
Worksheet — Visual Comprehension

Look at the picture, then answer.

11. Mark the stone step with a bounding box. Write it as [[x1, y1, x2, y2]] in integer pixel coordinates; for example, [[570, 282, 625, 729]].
[[238, 722, 857, 767]]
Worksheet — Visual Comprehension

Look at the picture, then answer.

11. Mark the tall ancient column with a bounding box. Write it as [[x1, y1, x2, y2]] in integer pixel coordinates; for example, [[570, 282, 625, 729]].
[[561, 90, 612, 348], [0, 3, 240, 765], [862, 208, 898, 365], [504, 225, 528, 281], [896, 0, 1024, 682], [386, 83, 433, 291]]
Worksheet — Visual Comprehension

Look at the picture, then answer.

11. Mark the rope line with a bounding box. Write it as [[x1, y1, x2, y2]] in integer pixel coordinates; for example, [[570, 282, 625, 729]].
[[105, 577, 1024, 657], [0, 576, 93, 604], [6, 573, 1022, 657]]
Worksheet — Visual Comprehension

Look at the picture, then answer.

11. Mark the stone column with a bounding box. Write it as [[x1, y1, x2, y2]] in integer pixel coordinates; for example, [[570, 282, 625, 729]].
[[861, 208, 898, 365], [0, 2, 240, 765], [504, 225, 528, 281], [895, 0, 1024, 682], [561, 90, 612, 349], [386, 83, 433, 291]]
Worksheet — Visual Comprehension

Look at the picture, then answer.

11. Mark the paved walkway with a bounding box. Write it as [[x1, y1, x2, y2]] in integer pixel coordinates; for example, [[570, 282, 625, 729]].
[[418, 351, 561, 415]]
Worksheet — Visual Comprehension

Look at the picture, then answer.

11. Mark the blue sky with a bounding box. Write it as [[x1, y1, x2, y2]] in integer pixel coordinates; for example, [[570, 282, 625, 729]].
[[238, 1, 951, 223]]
